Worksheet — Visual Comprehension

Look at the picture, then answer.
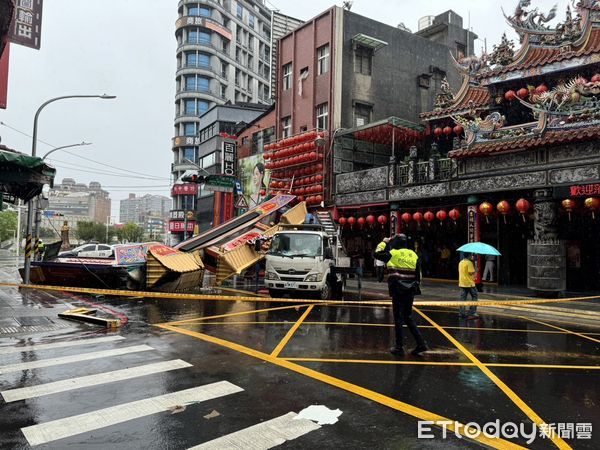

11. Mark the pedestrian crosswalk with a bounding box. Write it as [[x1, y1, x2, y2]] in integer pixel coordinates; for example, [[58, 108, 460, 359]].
[[0, 334, 327, 448]]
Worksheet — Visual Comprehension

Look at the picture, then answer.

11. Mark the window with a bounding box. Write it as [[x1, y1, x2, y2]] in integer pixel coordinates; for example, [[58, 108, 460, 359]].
[[185, 52, 197, 67], [236, 3, 243, 19], [188, 5, 210, 17], [183, 147, 196, 162], [184, 99, 197, 115], [185, 52, 210, 68], [188, 29, 210, 45], [248, 14, 255, 28], [185, 75, 210, 92], [354, 45, 373, 75], [221, 62, 228, 77], [282, 117, 291, 138], [198, 100, 209, 115], [317, 44, 329, 75], [220, 84, 227, 98], [201, 152, 216, 168], [316, 103, 328, 131], [354, 102, 372, 126], [282, 63, 292, 90], [184, 123, 197, 136], [198, 53, 210, 68]]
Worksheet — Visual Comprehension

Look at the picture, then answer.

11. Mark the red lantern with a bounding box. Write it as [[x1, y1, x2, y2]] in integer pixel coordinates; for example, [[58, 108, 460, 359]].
[[347, 216, 356, 228], [357, 217, 366, 227], [436, 210, 447, 224], [260, 189, 266, 197], [504, 90, 516, 101], [433, 127, 443, 137], [315, 174, 323, 182], [591, 74, 600, 83], [534, 84, 548, 95], [584, 197, 600, 219], [517, 88, 528, 99], [449, 208, 461, 223], [366, 215, 376, 225], [377, 215, 387, 225], [338, 217, 347, 226], [401, 212, 412, 224], [453, 124, 463, 136], [515, 198, 530, 222], [497, 200, 511, 224], [412, 212, 423, 224], [423, 211, 435, 225], [479, 202, 493, 224], [443, 126, 453, 136], [561, 199, 575, 221]]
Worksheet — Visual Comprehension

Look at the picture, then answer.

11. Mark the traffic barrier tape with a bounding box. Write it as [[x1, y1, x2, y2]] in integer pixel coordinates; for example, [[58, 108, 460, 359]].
[[1, 281, 600, 309]]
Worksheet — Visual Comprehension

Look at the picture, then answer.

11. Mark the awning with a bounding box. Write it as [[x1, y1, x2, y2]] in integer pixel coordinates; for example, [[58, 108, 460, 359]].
[[352, 33, 388, 52], [0, 146, 56, 202]]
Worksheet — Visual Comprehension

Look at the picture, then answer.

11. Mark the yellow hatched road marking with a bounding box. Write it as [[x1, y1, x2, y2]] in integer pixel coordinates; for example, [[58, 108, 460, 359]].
[[283, 357, 600, 370], [271, 305, 314, 357], [155, 323, 526, 450], [516, 316, 600, 344], [164, 304, 311, 326], [414, 307, 571, 450]]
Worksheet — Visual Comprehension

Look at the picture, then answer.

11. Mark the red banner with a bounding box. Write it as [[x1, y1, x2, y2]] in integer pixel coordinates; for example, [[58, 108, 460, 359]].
[[0, 42, 9, 109], [171, 183, 198, 196]]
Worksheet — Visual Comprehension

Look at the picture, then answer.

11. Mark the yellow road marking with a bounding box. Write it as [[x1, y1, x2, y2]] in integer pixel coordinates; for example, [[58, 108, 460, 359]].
[[414, 308, 571, 450], [284, 357, 600, 370], [271, 305, 314, 357], [155, 323, 525, 450], [3, 282, 599, 308], [516, 316, 600, 344], [163, 304, 310, 326]]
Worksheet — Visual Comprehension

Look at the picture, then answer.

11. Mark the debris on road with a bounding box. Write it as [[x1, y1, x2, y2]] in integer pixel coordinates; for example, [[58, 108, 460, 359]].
[[295, 405, 342, 425], [203, 409, 221, 419], [57, 308, 121, 328]]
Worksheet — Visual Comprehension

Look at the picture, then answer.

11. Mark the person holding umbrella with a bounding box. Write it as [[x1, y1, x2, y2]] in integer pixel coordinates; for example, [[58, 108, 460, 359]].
[[456, 242, 502, 319], [458, 252, 478, 319]]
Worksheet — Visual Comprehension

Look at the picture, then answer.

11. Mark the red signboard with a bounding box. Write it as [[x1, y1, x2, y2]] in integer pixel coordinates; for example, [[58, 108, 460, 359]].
[[0, 42, 9, 109], [168, 220, 195, 232], [148, 244, 178, 256], [569, 183, 600, 197], [171, 183, 198, 196], [8, 0, 44, 50], [221, 228, 263, 252]]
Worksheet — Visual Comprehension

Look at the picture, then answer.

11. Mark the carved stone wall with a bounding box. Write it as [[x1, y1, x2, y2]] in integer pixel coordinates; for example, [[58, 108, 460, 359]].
[[336, 166, 388, 194], [451, 171, 547, 195], [388, 182, 449, 201], [464, 151, 537, 174], [548, 141, 599, 163], [548, 165, 600, 185], [335, 189, 387, 206]]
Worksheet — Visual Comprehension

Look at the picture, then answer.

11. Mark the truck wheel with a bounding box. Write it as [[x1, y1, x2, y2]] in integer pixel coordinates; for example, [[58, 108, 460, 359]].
[[318, 282, 330, 300], [269, 288, 283, 298]]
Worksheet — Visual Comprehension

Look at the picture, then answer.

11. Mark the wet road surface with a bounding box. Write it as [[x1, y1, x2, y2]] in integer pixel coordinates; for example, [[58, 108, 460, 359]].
[[0, 268, 599, 448]]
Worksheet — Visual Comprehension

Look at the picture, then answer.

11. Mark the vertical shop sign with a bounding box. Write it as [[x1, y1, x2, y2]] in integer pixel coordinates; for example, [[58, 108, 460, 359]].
[[221, 140, 237, 177], [390, 211, 399, 236], [0, 43, 9, 109], [9, 0, 43, 50]]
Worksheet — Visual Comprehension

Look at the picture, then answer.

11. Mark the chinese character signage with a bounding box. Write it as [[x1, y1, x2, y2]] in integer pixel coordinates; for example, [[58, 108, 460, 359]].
[[170, 210, 185, 220], [221, 140, 236, 177], [204, 175, 236, 192], [554, 183, 600, 198], [168, 220, 195, 232], [467, 206, 480, 243], [171, 183, 199, 196], [173, 136, 201, 147], [0, 43, 9, 109], [9, 0, 43, 50]]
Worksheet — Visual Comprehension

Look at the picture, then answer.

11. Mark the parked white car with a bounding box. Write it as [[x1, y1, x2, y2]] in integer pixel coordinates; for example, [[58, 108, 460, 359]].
[[59, 243, 114, 258]]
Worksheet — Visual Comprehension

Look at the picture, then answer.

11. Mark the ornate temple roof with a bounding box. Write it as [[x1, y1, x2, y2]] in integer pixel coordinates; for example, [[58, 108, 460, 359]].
[[449, 124, 600, 159], [420, 77, 491, 121]]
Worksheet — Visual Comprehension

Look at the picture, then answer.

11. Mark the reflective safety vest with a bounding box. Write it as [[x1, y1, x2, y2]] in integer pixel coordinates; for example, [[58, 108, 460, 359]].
[[387, 248, 418, 280], [375, 241, 386, 252]]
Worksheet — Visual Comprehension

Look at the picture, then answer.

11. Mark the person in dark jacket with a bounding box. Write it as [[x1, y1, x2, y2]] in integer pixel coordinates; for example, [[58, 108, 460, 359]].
[[375, 234, 428, 356]]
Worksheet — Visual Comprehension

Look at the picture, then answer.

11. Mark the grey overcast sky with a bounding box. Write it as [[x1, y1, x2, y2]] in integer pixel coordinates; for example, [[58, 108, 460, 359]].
[[0, 0, 564, 218]]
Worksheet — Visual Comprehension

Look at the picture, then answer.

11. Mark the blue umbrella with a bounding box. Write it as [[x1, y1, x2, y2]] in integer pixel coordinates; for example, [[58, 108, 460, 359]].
[[457, 242, 501, 256]]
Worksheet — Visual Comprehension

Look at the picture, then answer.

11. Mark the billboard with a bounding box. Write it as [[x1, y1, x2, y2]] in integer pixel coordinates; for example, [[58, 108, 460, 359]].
[[0, 42, 8, 109], [8, 0, 43, 50], [238, 153, 271, 209]]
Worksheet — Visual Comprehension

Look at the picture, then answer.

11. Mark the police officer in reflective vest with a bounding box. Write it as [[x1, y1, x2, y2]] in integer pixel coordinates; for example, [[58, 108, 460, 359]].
[[375, 234, 428, 356]]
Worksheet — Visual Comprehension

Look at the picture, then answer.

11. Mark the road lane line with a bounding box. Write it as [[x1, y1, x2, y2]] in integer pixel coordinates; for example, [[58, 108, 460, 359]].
[[188, 412, 320, 449], [284, 358, 600, 370], [414, 307, 571, 450], [156, 324, 525, 450], [21, 381, 244, 446], [516, 316, 600, 344], [271, 305, 314, 357], [166, 304, 313, 325], [0, 336, 125, 355], [0, 345, 153, 375], [2, 359, 192, 402]]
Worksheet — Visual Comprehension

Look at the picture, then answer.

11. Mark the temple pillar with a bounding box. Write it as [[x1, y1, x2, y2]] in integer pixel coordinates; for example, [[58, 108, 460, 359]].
[[527, 189, 566, 293], [428, 142, 440, 181], [407, 146, 418, 184]]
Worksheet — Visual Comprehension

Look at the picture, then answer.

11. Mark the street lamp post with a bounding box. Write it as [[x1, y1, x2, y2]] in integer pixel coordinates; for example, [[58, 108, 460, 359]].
[[23, 94, 116, 284], [32, 142, 93, 255]]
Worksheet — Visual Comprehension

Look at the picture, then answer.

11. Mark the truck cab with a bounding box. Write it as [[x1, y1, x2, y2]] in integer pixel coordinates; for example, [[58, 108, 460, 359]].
[[265, 225, 345, 299]]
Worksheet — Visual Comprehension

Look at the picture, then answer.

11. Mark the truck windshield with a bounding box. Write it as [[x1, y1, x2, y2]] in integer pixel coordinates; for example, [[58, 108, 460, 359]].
[[269, 233, 322, 257]]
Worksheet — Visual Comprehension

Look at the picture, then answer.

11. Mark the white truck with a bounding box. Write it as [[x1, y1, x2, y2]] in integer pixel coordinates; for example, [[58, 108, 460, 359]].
[[264, 212, 355, 299]]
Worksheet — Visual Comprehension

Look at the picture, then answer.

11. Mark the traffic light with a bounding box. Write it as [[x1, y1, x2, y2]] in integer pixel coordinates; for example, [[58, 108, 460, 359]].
[[181, 173, 205, 183]]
